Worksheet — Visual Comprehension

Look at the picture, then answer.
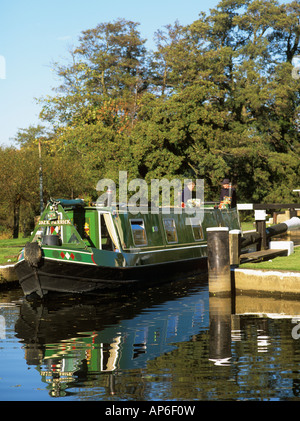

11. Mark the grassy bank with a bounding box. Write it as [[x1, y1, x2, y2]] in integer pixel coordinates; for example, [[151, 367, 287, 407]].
[[0, 238, 29, 265], [241, 221, 255, 232], [240, 245, 300, 272]]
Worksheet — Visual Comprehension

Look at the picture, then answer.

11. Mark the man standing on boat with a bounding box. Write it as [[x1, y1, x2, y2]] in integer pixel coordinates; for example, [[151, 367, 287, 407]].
[[219, 178, 237, 209], [181, 180, 195, 206]]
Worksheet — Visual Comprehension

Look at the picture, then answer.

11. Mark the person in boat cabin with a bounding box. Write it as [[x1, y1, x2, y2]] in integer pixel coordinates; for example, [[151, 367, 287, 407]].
[[181, 180, 195, 205], [219, 178, 237, 209]]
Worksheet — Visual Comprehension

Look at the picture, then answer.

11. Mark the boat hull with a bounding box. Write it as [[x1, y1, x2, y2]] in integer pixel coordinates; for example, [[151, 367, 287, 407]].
[[15, 255, 208, 298]]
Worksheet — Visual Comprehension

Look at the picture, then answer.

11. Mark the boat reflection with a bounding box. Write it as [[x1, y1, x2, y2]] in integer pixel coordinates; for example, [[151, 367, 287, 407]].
[[12, 278, 300, 400], [15, 276, 209, 397]]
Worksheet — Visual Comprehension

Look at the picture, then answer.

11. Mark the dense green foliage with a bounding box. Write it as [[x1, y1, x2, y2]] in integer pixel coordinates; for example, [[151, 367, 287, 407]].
[[1, 0, 300, 237]]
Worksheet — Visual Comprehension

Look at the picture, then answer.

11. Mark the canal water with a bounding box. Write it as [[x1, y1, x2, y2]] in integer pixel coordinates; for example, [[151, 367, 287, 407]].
[[1, 275, 300, 401]]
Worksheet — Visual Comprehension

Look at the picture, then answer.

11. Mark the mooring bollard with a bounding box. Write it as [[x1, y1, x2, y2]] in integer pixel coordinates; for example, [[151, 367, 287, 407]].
[[255, 209, 267, 250], [229, 229, 241, 266], [207, 227, 231, 296]]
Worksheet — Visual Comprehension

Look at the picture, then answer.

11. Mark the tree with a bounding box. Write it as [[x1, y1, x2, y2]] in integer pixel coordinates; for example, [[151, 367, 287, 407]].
[[0, 127, 95, 238], [39, 19, 148, 130], [34, 3, 300, 205], [0, 147, 39, 237]]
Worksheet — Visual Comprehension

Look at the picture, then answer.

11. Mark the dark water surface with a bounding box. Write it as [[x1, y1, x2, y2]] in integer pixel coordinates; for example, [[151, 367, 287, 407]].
[[1, 275, 300, 401]]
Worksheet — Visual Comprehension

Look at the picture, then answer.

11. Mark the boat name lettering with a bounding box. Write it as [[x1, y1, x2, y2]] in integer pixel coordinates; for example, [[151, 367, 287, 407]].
[[39, 220, 72, 226]]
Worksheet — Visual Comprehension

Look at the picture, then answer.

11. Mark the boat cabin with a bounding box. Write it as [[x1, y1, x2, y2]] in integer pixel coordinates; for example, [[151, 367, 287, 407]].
[[32, 199, 240, 256]]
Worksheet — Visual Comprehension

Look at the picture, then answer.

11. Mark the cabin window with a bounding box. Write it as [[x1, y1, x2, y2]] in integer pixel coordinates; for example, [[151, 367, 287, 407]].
[[100, 214, 114, 250], [130, 220, 147, 246], [163, 218, 178, 243], [191, 219, 204, 241]]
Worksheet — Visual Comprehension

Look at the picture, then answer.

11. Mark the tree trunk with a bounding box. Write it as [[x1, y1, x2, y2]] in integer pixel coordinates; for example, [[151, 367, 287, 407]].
[[13, 198, 20, 239]]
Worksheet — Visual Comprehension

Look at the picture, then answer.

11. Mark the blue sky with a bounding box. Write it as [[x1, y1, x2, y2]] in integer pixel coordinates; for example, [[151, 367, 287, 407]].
[[0, 0, 223, 147]]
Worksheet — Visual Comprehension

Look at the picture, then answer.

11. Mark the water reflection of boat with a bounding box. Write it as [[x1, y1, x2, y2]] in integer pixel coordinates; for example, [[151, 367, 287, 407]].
[[15, 277, 209, 397]]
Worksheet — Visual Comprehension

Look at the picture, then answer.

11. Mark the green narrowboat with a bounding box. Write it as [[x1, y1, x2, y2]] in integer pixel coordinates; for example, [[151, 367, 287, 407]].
[[15, 198, 240, 298]]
